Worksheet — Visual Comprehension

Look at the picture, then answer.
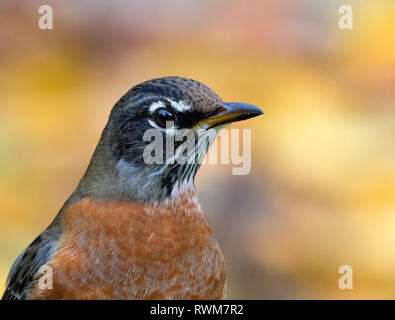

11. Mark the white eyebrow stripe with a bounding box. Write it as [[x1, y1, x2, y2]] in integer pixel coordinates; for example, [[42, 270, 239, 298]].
[[166, 98, 191, 112], [149, 101, 166, 113]]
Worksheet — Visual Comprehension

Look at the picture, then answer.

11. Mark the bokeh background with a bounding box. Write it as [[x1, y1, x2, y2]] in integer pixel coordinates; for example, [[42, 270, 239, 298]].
[[1, 0, 395, 299]]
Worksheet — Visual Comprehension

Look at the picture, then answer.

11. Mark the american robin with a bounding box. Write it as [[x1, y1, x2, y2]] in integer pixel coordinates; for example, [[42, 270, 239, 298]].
[[2, 76, 263, 300]]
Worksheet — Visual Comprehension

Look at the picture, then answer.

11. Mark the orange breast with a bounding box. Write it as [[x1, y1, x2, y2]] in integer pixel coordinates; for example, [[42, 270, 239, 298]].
[[28, 192, 226, 299]]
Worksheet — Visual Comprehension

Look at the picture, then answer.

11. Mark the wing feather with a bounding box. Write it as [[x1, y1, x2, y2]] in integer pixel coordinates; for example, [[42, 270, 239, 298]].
[[2, 224, 61, 300]]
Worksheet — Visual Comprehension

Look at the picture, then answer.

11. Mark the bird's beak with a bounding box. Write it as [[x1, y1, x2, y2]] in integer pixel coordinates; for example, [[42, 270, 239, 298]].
[[194, 102, 263, 129]]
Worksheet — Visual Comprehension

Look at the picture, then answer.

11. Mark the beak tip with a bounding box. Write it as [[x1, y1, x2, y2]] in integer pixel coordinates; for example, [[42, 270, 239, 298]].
[[224, 102, 264, 118]]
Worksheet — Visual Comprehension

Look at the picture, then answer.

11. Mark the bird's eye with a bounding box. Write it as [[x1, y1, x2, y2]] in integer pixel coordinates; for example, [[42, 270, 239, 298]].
[[153, 108, 175, 128]]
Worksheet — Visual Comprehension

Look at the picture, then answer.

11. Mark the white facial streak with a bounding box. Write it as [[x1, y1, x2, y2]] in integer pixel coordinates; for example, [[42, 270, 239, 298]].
[[166, 98, 191, 112]]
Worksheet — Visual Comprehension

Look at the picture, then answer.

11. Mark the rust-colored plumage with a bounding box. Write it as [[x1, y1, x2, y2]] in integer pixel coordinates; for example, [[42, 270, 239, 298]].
[[29, 191, 226, 299]]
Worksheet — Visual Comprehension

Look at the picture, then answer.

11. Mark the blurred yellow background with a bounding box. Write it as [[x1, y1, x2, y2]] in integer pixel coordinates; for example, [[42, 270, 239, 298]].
[[1, 0, 395, 299]]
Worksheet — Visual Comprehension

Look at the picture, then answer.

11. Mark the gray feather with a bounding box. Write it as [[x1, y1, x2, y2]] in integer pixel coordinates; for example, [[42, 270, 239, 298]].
[[2, 224, 61, 300]]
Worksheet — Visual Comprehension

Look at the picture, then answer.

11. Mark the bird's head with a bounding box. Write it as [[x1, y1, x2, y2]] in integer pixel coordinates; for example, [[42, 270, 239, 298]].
[[76, 77, 263, 202]]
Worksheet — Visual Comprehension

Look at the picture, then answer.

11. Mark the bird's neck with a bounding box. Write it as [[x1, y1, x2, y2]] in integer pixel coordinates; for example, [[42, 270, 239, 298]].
[[73, 128, 198, 203]]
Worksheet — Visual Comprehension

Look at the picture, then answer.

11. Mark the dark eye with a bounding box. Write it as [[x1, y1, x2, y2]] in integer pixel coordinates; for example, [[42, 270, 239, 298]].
[[153, 108, 175, 128]]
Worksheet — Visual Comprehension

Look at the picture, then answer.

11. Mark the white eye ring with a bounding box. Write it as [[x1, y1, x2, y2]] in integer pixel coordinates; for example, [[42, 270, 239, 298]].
[[148, 101, 176, 133], [147, 99, 191, 134]]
